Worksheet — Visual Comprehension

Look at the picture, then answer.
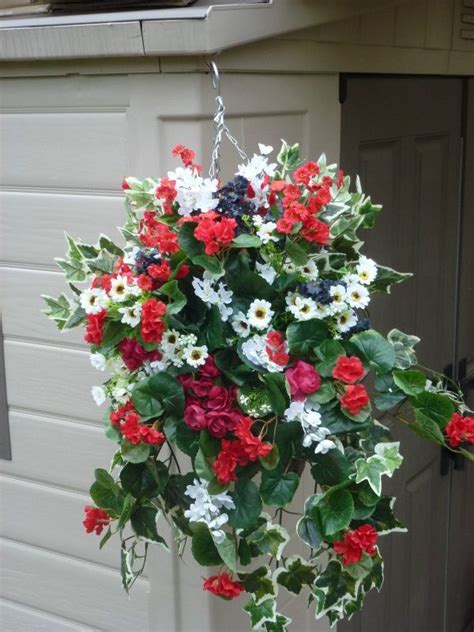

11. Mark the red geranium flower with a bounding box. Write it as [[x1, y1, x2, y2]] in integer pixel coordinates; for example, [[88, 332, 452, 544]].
[[84, 309, 107, 345], [333, 524, 378, 565], [340, 384, 370, 415], [141, 298, 167, 343], [194, 214, 237, 255], [445, 412, 474, 448], [203, 573, 243, 599], [332, 355, 365, 384], [83, 506, 111, 535]]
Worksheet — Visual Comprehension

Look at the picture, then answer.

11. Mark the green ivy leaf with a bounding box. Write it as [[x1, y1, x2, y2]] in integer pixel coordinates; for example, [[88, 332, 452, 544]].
[[296, 515, 322, 549], [311, 449, 351, 486], [264, 613, 292, 632], [248, 523, 290, 561], [350, 330, 395, 375], [131, 506, 167, 546], [345, 552, 373, 580], [275, 556, 316, 594], [286, 319, 329, 357], [387, 328, 420, 369], [228, 479, 262, 529], [260, 470, 299, 507], [371, 265, 412, 293], [244, 597, 277, 629], [239, 567, 277, 603]]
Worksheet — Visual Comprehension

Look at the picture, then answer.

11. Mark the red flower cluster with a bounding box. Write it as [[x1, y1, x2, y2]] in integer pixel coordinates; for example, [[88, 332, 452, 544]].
[[181, 357, 243, 438], [332, 355, 365, 384], [445, 412, 474, 448], [213, 418, 272, 484], [110, 401, 165, 446], [265, 330, 289, 366], [83, 505, 111, 535], [172, 144, 202, 172], [141, 298, 167, 343], [193, 212, 237, 255], [203, 573, 243, 599], [139, 211, 180, 254], [155, 177, 177, 215], [119, 338, 161, 372], [84, 309, 107, 345], [340, 384, 370, 415], [333, 524, 378, 565], [285, 360, 321, 401]]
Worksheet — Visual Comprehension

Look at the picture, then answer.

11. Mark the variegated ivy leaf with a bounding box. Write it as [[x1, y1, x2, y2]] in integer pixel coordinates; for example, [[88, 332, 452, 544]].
[[247, 521, 289, 561], [239, 567, 278, 605], [352, 442, 403, 495], [42, 293, 84, 330], [244, 596, 277, 630], [274, 555, 316, 595], [387, 328, 420, 369], [264, 613, 292, 632], [55, 256, 88, 282]]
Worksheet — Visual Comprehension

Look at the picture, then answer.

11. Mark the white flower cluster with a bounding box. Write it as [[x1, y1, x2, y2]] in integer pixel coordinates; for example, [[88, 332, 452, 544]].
[[241, 333, 287, 373], [152, 330, 209, 370], [236, 144, 277, 209], [80, 275, 141, 316], [283, 258, 319, 281], [232, 298, 274, 338], [192, 274, 233, 322], [167, 166, 219, 216], [284, 400, 336, 454], [184, 478, 235, 544]]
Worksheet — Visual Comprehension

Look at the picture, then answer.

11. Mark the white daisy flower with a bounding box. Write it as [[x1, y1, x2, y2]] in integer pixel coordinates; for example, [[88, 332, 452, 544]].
[[329, 284, 347, 313], [298, 259, 319, 281], [109, 275, 131, 303], [314, 302, 332, 319], [90, 353, 106, 372], [283, 261, 297, 274], [247, 299, 274, 330], [285, 291, 300, 307], [336, 309, 358, 333], [91, 385, 106, 406], [355, 255, 378, 285], [346, 282, 370, 309], [118, 304, 142, 327], [255, 262, 277, 285], [80, 288, 108, 315], [232, 311, 252, 338], [287, 296, 318, 321], [183, 345, 209, 368]]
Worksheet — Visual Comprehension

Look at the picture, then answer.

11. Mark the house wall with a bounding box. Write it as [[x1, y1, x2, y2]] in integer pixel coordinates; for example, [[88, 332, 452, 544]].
[[0, 70, 339, 631]]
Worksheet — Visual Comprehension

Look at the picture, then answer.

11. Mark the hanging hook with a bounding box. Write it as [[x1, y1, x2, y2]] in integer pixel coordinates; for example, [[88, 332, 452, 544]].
[[208, 60, 221, 96]]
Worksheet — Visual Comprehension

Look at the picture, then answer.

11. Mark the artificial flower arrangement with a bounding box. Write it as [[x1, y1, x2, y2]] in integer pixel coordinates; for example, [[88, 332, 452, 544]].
[[43, 141, 474, 630]]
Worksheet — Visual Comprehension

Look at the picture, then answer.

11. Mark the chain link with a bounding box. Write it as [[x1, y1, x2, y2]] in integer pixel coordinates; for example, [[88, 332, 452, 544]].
[[208, 61, 248, 179]]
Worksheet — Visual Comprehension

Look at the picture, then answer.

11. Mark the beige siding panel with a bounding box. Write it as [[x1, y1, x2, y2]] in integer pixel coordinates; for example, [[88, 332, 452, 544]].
[[0, 599, 94, 632], [0, 111, 127, 190], [0, 411, 114, 492], [0, 476, 121, 569], [1, 269, 85, 346], [394, 0, 428, 48], [4, 341, 99, 422], [0, 192, 123, 267], [0, 538, 149, 631]]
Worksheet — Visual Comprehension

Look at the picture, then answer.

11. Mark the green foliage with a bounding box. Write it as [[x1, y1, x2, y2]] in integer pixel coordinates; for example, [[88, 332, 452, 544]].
[[260, 469, 299, 507], [286, 319, 329, 357], [228, 479, 262, 529], [191, 524, 222, 566], [350, 330, 396, 375]]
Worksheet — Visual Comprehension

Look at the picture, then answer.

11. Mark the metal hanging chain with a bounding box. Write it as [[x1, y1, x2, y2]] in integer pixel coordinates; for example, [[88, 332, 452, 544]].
[[208, 60, 248, 179]]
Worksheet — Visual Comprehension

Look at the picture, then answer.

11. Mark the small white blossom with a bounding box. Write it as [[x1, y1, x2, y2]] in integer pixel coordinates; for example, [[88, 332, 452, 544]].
[[284, 399, 334, 454], [336, 309, 358, 333], [287, 295, 318, 321], [232, 311, 251, 338], [329, 285, 347, 313], [355, 255, 378, 285], [346, 282, 370, 309], [255, 262, 278, 285], [80, 288, 108, 315], [184, 478, 235, 544], [216, 283, 234, 322], [118, 304, 142, 327], [315, 439, 337, 454], [123, 246, 140, 266], [90, 353, 106, 372], [109, 275, 132, 303], [255, 220, 279, 244], [258, 143, 273, 155], [241, 334, 286, 372], [168, 166, 219, 216], [298, 259, 319, 281], [247, 299, 274, 330], [91, 385, 106, 406], [183, 345, 209, 368]]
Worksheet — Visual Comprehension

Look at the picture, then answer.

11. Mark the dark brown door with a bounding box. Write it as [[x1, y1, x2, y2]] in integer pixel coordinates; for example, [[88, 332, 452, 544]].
[[339, 76, 474, 632]]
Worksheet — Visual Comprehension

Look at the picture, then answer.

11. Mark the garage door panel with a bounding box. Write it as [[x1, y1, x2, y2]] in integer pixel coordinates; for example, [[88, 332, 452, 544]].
[[4, 341, 100, 421], [1, 269, 84, 346], [0, 599, 94, 632], [0, 539, 149, 631], [0, 191, 123, 267], [0, 412, 114, 492], [0, 476, 121, 570], [0, 111, 128, 190]]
